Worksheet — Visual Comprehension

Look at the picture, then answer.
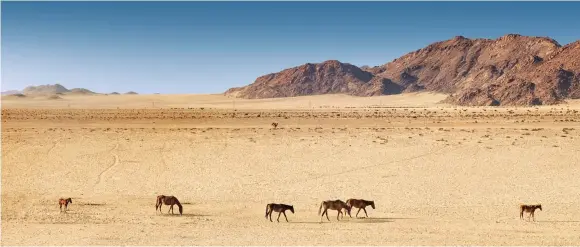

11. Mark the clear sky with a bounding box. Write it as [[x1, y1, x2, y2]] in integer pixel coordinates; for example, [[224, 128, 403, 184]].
[[2, 1, 580, 94]]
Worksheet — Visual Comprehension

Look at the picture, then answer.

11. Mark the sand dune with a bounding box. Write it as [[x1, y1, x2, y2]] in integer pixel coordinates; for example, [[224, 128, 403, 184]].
[[2, 94, 580, 245]]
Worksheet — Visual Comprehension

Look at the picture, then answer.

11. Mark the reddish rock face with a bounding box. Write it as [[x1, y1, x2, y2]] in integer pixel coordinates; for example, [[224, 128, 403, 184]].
[[226, 34, 579, 106], [225, 60, 402, 99]]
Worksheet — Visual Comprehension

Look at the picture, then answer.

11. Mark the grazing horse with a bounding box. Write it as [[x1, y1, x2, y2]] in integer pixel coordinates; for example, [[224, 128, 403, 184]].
[[271, 122, 279, 129], [345, 199, 375, 218], [520, 204, 542, 221], [58, 198, 72, 212], [318, 200, 351, 222], [265, 203, 294, 222], [156, 195, 183, 216]]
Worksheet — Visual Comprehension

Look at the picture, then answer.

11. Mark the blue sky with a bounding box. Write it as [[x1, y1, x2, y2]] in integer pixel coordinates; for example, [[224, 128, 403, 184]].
[[2, 1, 580, 94]]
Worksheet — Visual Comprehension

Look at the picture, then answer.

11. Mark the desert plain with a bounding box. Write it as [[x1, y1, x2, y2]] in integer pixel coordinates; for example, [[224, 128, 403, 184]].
[[2, 92, 580, 245]]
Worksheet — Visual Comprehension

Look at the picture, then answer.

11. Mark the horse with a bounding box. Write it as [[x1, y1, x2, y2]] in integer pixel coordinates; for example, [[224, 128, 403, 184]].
[[520, 204, 542, 221], [318, 199, 351, 222], [271, 122, 279, 129], [345, 199, 375, 218], [156, 195, 183, 215], [265, 203, 294, 222], [58, 198, 72, 212]]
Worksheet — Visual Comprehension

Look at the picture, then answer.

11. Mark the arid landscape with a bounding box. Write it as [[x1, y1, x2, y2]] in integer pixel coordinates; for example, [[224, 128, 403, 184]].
[[2, 93, 580, 245]]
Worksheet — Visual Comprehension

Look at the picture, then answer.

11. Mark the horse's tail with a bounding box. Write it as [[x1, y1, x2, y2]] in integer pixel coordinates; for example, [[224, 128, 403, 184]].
[[155, 196, 163, 211], [175, 198, 183, 215], [265, 204, 271, 218], [318, 202, 324, 215]]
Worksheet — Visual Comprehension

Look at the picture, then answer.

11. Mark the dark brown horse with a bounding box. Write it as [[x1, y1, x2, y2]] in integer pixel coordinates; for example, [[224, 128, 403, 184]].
[[318, 199, 351, 222], [58, 198, 72, 212], [156, 195, 183, 215], [520, 204, 542, 221], [265, 203, 294, 222], [345, 199, 375, 218]]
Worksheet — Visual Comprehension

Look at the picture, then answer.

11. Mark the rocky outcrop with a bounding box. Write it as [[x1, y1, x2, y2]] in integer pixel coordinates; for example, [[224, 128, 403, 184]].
[[225, 60, 402, 99], [226, 34, 580, 106]]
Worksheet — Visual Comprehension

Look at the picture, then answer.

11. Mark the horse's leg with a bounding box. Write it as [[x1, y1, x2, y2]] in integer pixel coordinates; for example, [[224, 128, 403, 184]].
[[356, 208, 362, 218], [363, 207, 369, 218], [283, 211, 288, 222], [277, 212, 281, 222], [269, 210, 273, 222], [337, 210, 340, 221], [325, 209, 330, 221], [59, 204, 62, 212]]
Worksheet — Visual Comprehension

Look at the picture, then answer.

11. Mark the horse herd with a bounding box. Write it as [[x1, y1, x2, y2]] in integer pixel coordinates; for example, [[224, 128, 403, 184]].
[[58, 196, 543, 222]]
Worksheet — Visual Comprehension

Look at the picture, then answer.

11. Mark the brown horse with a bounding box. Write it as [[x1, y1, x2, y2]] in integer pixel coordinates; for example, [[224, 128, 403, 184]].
[[156, 195, 183, 215], [345, 199, 375, 218], [520, 204, 542, 221], [318, 200, 351, 222], [265, 203, 294, 222], [58, 198, 72, 212]]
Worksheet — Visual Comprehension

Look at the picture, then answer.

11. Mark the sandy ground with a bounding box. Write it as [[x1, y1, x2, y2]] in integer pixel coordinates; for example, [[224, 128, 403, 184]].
[[2, 93, 580, 245]]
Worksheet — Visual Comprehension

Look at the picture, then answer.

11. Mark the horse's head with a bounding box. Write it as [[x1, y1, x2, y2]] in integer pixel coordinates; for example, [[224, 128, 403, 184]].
[[538, 204, 542, 211], [371, 201, 375, 209], [67, 198, 72, 203], [290, 205, 295, 214]]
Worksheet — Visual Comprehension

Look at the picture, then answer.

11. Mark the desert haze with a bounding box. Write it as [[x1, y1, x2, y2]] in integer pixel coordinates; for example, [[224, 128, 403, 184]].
[[2, 93, 580, 245]]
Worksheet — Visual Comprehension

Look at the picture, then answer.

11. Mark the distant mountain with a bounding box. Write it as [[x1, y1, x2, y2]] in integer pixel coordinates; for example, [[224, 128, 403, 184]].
[[226, 34, 580, 106], [225, 60, 402, 98], [69, 88, 96, 95], [1, 90, 22, 96], [124, 91, 138, 95], [22, 84, 70, 95], [6, 84, 100, 96]]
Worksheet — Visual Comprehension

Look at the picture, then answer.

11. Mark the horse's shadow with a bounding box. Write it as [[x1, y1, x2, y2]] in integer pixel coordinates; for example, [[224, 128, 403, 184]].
[[287, 221, 327, 224], [357, 217, 417, 220], [158, 213, 211, 218], [351, 218, 393, 223], [536, 220, 580, 223]]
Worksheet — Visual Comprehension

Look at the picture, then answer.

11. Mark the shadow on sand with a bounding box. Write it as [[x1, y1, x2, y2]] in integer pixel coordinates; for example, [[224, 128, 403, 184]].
[[287, 221, 328, 224], [536, 220, 580, 223], [285, 217, 411, 224], [158, 213, 211, 217]]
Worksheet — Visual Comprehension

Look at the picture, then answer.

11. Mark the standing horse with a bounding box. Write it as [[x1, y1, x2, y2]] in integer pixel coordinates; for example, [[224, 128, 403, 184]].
[[156, 195, 183, 216], [265, 203, 294, 222], [318, 200, 351, 222], [520, 204, 542, 221], [345, 199, 375, 218], [59, 198, 72, 212]]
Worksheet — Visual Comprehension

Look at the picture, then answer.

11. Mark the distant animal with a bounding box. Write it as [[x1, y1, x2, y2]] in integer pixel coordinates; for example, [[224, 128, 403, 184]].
[[271, 122, 279, 129], [345, 199, 375, 218], [156, 195, 183, 215], [59, 198, 72, 212], [318, 199, 351, 221], [265, 203, 294, 222], [520, 204, 542, 221]]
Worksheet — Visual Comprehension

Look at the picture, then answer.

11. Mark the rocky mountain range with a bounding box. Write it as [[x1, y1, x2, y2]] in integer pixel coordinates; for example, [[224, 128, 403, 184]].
[[1, 84, 139, 96], [225, 34, 580, 106]]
